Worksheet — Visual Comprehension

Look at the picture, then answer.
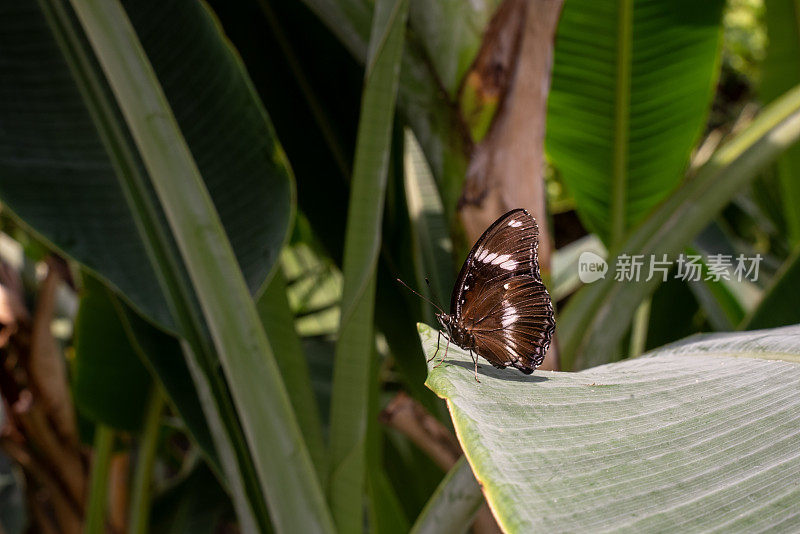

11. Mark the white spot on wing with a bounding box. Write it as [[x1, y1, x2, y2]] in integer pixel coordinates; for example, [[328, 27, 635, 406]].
[[477, 249, 488, 261], [483, 252, 498, 263], [501, 305, 518, 328], [503, 283, 509, 290], [498, 259, 517, 270], [508, 220, 522, 228], [491, 254, 510, 265]]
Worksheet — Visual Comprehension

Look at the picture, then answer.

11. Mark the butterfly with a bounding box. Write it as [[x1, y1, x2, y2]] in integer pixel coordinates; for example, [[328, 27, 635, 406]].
[[427, 209, 555, 382]]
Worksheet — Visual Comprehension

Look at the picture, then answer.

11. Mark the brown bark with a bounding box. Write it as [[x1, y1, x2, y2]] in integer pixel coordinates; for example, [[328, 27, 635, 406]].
[[28, 257, 79, 442], [458, 0, 564, 370], [0, 256, 89, 534]]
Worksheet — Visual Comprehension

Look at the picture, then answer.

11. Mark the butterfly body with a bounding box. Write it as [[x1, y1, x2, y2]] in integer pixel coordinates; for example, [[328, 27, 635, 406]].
[[435, 312, 476, 354], [433, 209, 555, 381]]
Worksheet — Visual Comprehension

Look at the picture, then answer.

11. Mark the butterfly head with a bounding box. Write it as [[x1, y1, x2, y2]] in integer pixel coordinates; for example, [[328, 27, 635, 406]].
[[436, 312, 454, 337]]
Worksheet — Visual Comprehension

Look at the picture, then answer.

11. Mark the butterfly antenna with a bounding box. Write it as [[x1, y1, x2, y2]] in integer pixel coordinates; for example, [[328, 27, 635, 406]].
[[396, 278, 445, 314], [424, 277, 446, 312]]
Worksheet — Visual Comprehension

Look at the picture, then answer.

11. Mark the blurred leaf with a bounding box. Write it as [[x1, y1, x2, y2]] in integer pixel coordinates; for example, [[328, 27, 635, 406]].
[[559, 83, 800, 370], [257, 269, 327, 479], [297, 0, 474, 233], [298, 0, 371, 61], [283, 244, 343, 337], [409, 457, 483, 534], [407, 0, 501, 95], [114, 300, 217, 470], [73, 273, 152, 433], [690, 223, 763, 328], [420, 323, 800, 532], [328, 0, 409, 529], [0, 1, 291, 331], [684, 245, 745, 331], [129, 389, 165, 534], [378, 125, 447, 416], [403, 128, 454, 323], [366, 351, 409, 534], [150, 464, 230, 534], [645, 277, 702, 350], [367, 469, 409, 534], [70, 0, 333, 531], [546, 0, 725, 246], [206, 0, 362, 262], [376, 263, 445, 417], [551, 234, 606, 301], [383, 429, 445, 521], [302, 336, 336, 432], [763, 0, 800, 245], [742, 245, 800, 329]]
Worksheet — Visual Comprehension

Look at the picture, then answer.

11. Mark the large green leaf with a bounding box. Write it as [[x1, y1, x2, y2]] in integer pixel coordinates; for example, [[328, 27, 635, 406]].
[[0, 0, 291, 331], [69, 0, 333, 532], [546, 0, 724, 246], [763, 0, 800, 245], [558, 83, 800, 370], [419, 323, 800, 532], [20, 8, 265, 523], [327, 0, 409, 530], [206, 0, 362, 263]]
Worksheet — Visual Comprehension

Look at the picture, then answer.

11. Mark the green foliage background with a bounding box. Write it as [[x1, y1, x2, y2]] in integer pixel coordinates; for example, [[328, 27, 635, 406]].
[[1, 0, 800, 532]]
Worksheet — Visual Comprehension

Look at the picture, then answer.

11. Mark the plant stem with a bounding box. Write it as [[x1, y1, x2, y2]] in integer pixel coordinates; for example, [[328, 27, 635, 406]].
[[629, 298, 652, 358], [86, 426, 114, 534], [129, 387, 165, 534]]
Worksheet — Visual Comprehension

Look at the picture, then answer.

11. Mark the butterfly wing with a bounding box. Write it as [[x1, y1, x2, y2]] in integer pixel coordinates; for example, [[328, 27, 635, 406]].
[[468, 276, 555, 373], [450, 208, 554, 373], [451, 209, 542, 318]]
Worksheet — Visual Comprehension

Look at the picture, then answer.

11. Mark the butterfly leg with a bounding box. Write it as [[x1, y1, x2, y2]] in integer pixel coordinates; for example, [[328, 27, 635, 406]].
[[433, 336, 450, 368], [428, 330, 443, 363], [469, 350, 480, 383]]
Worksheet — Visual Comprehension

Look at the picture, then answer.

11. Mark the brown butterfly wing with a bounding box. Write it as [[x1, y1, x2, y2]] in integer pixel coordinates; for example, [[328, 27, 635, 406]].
[[467, 276, 555, 373], [451, 209, 542, 319]]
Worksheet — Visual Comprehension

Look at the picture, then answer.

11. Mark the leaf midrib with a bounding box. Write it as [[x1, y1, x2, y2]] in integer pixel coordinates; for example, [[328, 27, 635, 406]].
[[611, 0, 633, 247]]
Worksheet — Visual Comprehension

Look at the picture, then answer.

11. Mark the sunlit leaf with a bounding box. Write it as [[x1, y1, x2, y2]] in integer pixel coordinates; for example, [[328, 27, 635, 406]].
[[420, 323, 800, 532]]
